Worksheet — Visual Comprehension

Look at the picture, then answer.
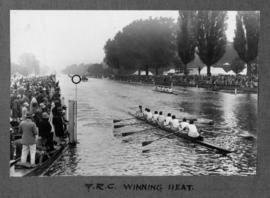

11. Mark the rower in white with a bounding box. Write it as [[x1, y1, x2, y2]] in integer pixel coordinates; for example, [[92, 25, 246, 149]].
[[168, 87, 173, 93], [161, 87, 165, 92], [146, 109, 153, 121], [179, 118, 189, 132], [170, 115, 180, 131], [157, 111, 165, 127], [187, 120, 201, 138], [143, 108, 148, 119], [152, 111, 159, 123], [164, 113, 172, 128]]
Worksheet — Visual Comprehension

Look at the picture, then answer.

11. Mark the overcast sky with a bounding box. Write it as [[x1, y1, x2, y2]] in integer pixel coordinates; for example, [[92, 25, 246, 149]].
[[10, 10, 236, 71]]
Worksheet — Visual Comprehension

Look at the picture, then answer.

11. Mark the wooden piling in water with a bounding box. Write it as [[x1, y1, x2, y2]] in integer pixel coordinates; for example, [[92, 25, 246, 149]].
[[68, 100, 77, 145]]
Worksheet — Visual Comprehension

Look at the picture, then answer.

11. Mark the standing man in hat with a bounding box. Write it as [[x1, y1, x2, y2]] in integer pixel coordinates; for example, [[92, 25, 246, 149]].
[[19, 113, 38, 166], [21, 102, 29, 121], [38, 112, 54, 150]]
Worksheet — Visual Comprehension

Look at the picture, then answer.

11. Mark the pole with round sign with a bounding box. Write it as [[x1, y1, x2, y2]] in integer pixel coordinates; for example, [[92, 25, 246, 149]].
[[69, 74, 81, 146], [71, 74, 81, 102]]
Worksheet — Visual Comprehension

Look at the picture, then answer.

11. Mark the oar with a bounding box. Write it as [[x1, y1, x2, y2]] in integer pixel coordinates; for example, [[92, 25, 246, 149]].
[[114, 122, 144, 129], [113, 118, 136, 123], [122, 127, 156, 137], [142, 130, 183, 147]]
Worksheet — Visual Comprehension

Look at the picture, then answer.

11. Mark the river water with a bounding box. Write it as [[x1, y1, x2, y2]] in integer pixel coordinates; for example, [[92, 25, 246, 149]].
[[45, 75, 257, 176]]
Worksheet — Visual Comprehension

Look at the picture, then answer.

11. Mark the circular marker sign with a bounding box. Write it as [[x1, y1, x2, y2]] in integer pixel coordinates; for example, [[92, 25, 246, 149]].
[[71, 74, 81, 84]]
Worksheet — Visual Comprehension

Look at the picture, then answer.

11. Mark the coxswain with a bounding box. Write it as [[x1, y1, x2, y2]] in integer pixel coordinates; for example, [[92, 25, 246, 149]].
[[135, 105, 143, 117], [187, 120, 203, 140], [157, 111, 165, 126], [146, 109, 153, 121], [170, 115, 180, 131], [152, 111, 159, 123], [164, 113, 172, 127], [179, 118, 189, 132]]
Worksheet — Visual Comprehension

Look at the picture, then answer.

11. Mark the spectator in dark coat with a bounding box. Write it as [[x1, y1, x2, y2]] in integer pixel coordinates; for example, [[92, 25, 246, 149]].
[[52, 105, 64, 139], [38, 112, 54, 150]]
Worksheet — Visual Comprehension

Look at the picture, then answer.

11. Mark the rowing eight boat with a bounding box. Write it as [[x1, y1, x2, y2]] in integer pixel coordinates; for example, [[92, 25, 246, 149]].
[[128, 112, 233, 154], [153, 89, 178, 95]]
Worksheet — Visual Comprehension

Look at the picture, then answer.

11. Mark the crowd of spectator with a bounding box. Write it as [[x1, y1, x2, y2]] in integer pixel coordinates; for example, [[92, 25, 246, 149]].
[[10, 74, 68, 164], [111, 74, 258, 91]]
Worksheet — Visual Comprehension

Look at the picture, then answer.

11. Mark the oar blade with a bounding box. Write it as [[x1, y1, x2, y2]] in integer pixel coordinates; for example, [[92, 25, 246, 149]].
[[114, 124, 124, 129], [122, 132, 136, 137], [142, 141, 153, 147], [113, 119, 121, 123], [208, 121, 214, 125], [142, 149, 151, 153]]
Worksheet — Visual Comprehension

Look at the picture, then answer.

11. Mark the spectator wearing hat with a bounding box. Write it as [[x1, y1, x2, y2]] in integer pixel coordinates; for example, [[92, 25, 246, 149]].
[[19, 113, 38, 166], [11, 95, 20, 121], [30, 96, 38, 114], [39, 102, 47, 113], [21, 102, 29, 120], [38, 112, 54, 150], [52, 104, 65, 140]]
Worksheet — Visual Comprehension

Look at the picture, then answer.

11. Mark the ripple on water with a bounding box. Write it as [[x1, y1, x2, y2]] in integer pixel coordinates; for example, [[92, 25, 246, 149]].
[[45, 76, 257, 176]]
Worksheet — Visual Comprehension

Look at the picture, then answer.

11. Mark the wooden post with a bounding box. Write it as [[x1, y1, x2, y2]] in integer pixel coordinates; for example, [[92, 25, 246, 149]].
[[68, 100, 77, 145]]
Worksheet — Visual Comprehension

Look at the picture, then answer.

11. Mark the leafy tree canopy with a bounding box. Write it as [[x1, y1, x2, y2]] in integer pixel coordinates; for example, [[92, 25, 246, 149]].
[[196, 11, 228, 76], [104, 17, 177, 75]]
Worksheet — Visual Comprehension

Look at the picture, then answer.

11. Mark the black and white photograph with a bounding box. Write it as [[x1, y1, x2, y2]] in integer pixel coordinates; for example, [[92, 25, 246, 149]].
[[9, 10, 259, 177]]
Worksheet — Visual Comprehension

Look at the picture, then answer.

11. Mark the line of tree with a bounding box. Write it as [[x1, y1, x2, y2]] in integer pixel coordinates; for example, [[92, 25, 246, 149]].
[[104, 17, 180, 76], [62, 62, 113, 77], [176, 11, 259, 77], [234, 11, 260, 77], [104, 11, 259, 77], [11, 53, 41, 76]]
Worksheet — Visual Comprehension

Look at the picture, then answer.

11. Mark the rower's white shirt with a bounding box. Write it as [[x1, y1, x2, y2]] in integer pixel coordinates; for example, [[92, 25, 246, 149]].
[[143, 111, 148, 117], [147, 112, 153, 120], [171, 119, 180, 128], [187, 124, 200, 137], [158, 115, 165, 123], [152, 113, 159, 121], [164, 116, 172, 125], [180, 121, 189, 130], [168, 88, 173, 93]]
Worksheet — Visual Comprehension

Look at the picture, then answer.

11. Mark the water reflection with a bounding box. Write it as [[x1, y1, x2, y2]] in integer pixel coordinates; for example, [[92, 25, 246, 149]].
[[45, 76, 257, 176]]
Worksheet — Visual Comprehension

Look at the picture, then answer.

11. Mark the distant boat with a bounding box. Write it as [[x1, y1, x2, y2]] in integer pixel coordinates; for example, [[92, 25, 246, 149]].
[[81, 75, 88, 81]]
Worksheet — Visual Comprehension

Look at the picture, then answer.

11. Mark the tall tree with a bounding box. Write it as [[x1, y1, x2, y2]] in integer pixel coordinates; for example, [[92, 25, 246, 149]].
[[104, 17, 176, 76], [19, 53, 40, 76], [196, 11, 227, 76], [234, 11, 260, 77], [177, 11, 198, 75], [230, 56, 246, 74]]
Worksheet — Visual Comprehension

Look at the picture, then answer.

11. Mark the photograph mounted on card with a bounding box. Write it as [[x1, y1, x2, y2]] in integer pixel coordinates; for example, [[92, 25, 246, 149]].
[[9, 10, 258, 177]]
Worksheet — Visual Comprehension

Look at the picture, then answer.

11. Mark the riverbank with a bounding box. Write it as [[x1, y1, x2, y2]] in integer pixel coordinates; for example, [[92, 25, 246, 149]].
[[105, 75, 258, 94]]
